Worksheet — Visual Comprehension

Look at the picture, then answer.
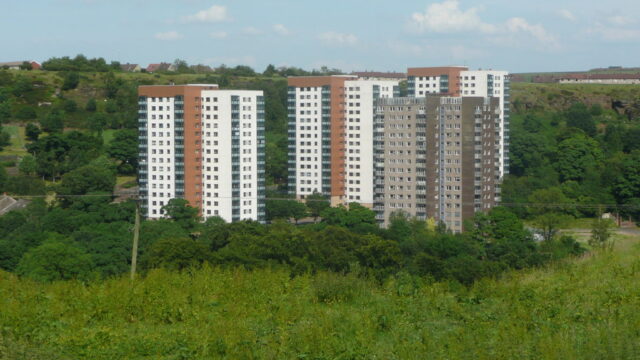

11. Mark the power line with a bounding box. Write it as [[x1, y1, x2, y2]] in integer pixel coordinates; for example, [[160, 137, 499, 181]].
[[6, 193, 640, 209]]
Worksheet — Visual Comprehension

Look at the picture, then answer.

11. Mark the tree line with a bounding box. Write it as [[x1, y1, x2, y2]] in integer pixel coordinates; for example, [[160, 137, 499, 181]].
[[0, 194, 584, 285]]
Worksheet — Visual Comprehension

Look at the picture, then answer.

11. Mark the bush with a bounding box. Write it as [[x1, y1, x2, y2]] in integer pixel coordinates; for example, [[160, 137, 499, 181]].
[[312, 271, 366, 304], [16, 240, 94, 282], [61, 72, 80, 90]]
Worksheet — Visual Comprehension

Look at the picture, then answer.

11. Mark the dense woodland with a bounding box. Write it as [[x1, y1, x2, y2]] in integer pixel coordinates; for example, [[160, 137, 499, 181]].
[[0, 55, 638, 286]]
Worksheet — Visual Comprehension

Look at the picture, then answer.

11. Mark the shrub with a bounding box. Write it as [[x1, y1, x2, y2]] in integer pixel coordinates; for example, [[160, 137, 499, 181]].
[[312, 271, 366, 304]]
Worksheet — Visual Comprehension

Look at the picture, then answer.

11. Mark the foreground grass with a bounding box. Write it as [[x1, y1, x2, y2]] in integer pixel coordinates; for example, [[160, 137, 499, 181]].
[[1, 237, 640, 359]]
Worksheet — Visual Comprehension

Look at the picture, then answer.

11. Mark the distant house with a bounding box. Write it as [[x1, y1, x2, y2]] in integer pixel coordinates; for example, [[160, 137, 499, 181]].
[[120, 63, 141, 72], [558, 74, 640, 84], [0, 61, 41, 70], [351, 71, 407, 81], [146, 62, 176, 73], [0, 195, 30, 215]]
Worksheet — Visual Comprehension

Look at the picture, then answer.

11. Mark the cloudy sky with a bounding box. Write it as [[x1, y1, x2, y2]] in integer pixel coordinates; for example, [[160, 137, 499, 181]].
[[2, 0, 640, 73]]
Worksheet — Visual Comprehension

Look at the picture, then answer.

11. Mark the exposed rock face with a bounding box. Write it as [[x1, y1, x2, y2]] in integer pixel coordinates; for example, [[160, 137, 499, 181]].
[[511, 83, 640, 122]]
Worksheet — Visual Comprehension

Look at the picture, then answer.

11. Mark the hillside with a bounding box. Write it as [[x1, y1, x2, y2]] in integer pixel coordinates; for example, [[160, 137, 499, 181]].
[[1, 235, 638, 359], [511, 82, 640, 119]]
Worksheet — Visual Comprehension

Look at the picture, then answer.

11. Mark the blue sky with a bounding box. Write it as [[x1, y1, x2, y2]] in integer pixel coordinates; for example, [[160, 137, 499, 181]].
[[2, 0, 640, 73]]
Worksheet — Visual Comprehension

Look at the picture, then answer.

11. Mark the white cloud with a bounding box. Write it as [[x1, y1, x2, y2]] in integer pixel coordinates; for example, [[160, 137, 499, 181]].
[[155, 31, 182, 41], [273, 24, 290, 36], [408, 1, 558, 49], [209, 31, 228, 39], [182, 5, 228, 23], [409, 0, 496, 34], [504, 17, 559, 48], [558, 9, 576, 22], [318, 31, 358, 46], [607, 16, 634, 26], [587, 16, 640, 42], [242, 27, 262, 35], [588, 23, 640, 42]]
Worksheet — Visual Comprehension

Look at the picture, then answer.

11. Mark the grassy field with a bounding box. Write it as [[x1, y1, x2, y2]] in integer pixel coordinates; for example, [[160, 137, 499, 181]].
[[102, 129, 117, 145], [1, 235, 639, 359], [0, 125, 28, 157]]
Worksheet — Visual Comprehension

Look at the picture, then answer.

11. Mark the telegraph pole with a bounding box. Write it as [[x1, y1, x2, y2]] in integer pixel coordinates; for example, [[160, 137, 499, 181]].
[[130, 202, 140, 280]]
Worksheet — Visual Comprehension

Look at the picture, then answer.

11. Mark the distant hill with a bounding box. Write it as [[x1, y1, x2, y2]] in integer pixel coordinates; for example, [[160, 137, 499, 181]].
[[512, 66, 640, 83], [511, 82, 640, 119]]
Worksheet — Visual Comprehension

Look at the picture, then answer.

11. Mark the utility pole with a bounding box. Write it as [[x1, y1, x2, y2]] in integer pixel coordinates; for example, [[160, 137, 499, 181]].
[[130, 202, 140, 280]]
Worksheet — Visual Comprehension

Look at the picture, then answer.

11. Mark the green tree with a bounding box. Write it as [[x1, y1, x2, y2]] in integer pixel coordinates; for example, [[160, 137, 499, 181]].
[[589, 217, 615, 251], [58, 159, 116, 195], [509, 131, 555, 176], [40, 110, 65, 133], [142, 238, 210, 271], [104, 99, 118, 114], [106, 129, 137, 174], [71, 221, 133, 277], [386, 211, 413, 242], [162, 198, 200, 231], [0, 166, 7, 191], [289, 200, 308, 224], [3, 175, 46, 195], [61, 72, 80, 91], [612, 150, 640, 205], [172, 59, 192, 73], [87, 113, 108, 134], [565, 103, 596, 137], [16, 240, 94, 282], [0, 129, 9, 151], [25, 123, 41, 141], [555, 134, 603, 182], [321, 203, 378, 234], [265, 133, 287, 184], [531, 213, 573, 242], [527, 188, 574, 241], [20, 61, 32, 70], [85, 98, 97, 112], [18, 155, 37, 176], [306, 192, 330, 221], [0, 102, 11, 123], [14, 106, 37, 120], [522, 113, 544, 133], [263, 64, 277, 77], [63, 99, 77, 113]]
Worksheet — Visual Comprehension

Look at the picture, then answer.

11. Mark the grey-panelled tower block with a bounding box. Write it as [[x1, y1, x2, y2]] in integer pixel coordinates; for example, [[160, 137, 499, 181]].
[[374, 96, 501, 232]]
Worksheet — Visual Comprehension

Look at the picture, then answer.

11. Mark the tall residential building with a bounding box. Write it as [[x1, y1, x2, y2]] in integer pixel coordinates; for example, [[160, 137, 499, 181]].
[[374, 96, 502, 232], [287, 76, 399, 206], [138, 85, 265, 223], [459, 70, 510, 177], [407, 66, 467, 97], [407, 66, 510, 176]]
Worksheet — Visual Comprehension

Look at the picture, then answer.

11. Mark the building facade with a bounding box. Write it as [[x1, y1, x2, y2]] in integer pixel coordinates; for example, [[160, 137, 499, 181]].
[[374, 96, 502, 232], [138, 85, 265, 223], [287, 75, 399, 206], [408, 67, 510, 176]]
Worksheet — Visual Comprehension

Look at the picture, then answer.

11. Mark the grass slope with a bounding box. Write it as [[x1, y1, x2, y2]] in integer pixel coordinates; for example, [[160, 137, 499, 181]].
[[1, 236, 639, 359], [511, 82, 640, 115], [1, 125, 27, 157]]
